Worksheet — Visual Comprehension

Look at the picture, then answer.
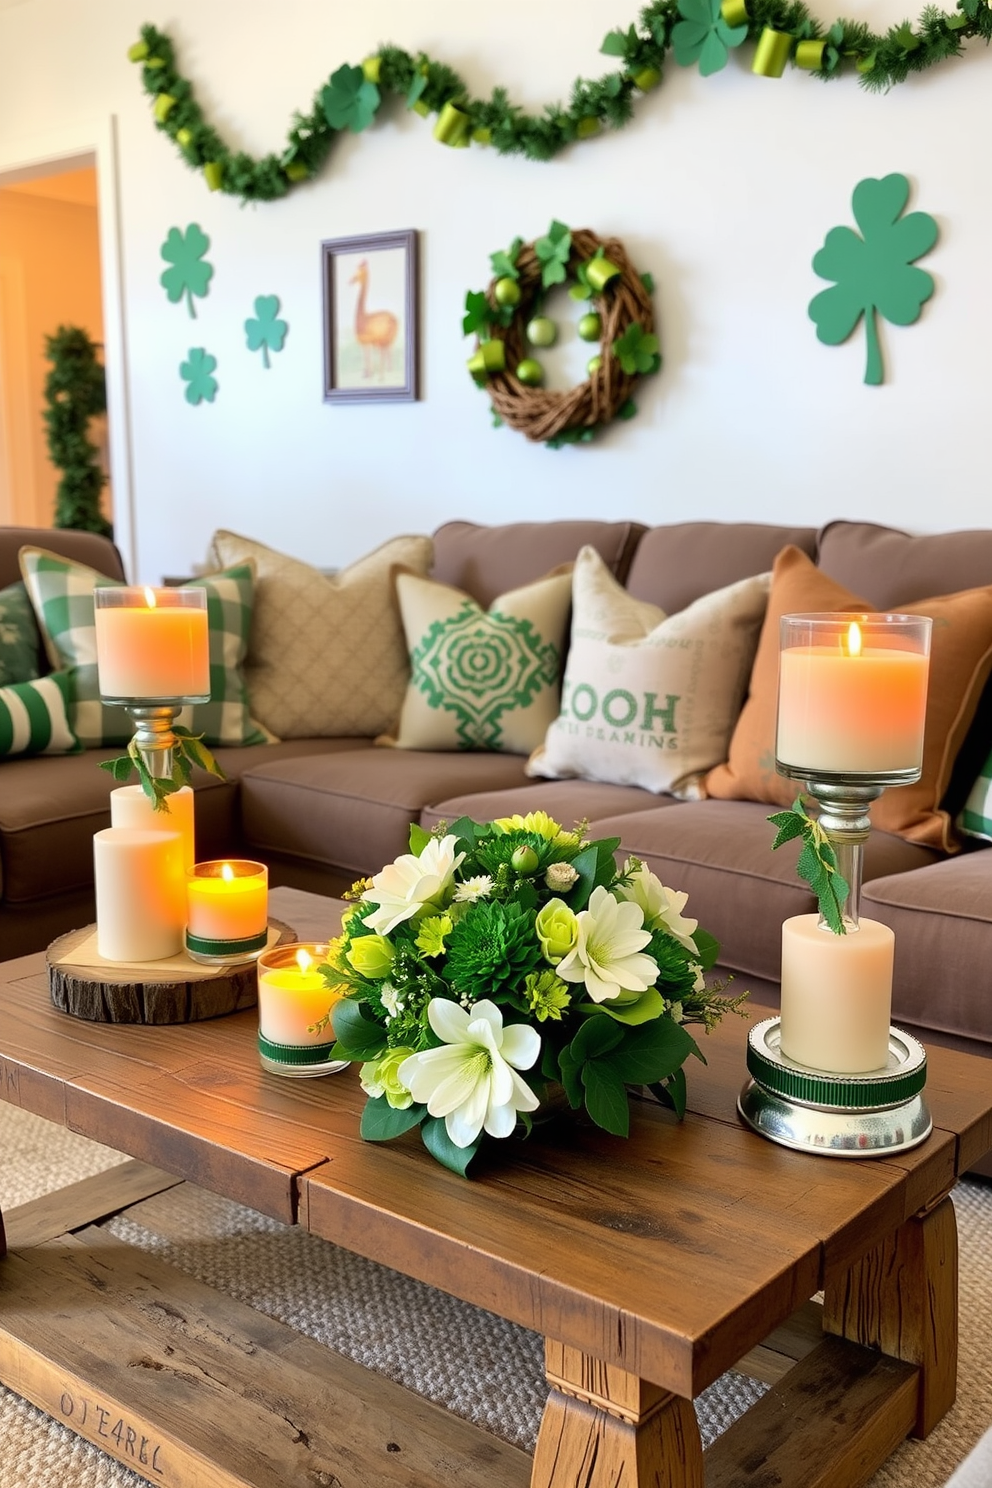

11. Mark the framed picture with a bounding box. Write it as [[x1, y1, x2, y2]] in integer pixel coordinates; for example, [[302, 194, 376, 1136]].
[[321, 228, 419, 403]]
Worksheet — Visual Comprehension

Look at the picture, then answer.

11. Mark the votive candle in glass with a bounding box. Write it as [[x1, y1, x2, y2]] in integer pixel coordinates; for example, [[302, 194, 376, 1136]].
[[776, 613, 931, 780], [185, 859, 268, 963], [257, 942, 348, 1077], [94, 585, 210, 702]]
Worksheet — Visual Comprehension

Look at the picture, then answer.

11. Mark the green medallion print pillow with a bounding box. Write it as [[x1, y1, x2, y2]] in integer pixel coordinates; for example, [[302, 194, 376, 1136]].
[[383, 566, 573, 753], [0, 581, 43, 686], [19, 546, 270, 748], [527, 546, 771, 796], [0, 672, 80, 757]]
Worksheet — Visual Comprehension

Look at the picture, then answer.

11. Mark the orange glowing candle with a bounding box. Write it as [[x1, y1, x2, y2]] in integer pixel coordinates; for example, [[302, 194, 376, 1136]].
[[186, 859, 268, 956], [94, 585, 210, 700], [257, 942, 344, 1050]]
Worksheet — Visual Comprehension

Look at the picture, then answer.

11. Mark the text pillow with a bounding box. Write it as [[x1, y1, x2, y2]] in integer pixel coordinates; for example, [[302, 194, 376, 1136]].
[[0, 672, 80, 756], [19, 547, 269, 748], [382, 567, 573, 753], [209, 529, 433, 738], [527, 547, 770, 795]]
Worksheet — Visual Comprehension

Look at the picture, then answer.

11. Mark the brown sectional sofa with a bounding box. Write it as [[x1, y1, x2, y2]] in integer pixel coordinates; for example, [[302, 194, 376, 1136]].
[[2, 518, 991, 1177]]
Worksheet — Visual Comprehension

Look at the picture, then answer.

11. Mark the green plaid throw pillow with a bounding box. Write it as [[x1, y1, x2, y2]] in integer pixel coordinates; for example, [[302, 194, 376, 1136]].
[[959, 751, 992, 843], [0, 581, 43, 686], [0, 672, 80, 756], [19, 547, 270, 748]]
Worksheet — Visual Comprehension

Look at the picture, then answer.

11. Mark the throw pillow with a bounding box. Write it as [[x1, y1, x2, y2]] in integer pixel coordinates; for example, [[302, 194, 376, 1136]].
[[0, 672, 80, 757], [526, 546, 771, 795], [382, 566, 574, 753], [209, 529, 433, 738], [959, 754, 992, 844], [705, 546, 992, 852], [0, 581, 43, 686], [19, 547, 269, 749]]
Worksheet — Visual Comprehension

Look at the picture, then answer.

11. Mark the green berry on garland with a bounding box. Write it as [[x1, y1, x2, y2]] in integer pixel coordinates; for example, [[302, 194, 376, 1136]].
[[587, 354, 603, 375], [494, 276, 522, 307], [578, 312, 602, 341], [516, 358, 544, 386], [526, 316, 557, 348]]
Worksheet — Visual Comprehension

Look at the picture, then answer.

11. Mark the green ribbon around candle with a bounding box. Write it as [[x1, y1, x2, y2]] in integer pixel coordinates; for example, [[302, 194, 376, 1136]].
[[585, 257, 622, 293], [434, 100, 471, 147], [204, 161, 224, 191], [257, 1032, 341, 1067], [752, 27, 793, 76], [186, 928, 269, 959], [720, 0, 750, 28], [154, 92, 177, 123], [795, 38, 827, 68]]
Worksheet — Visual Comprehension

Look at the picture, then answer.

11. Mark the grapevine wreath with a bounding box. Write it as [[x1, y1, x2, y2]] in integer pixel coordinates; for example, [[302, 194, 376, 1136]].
[[464, 223, 660, 448]]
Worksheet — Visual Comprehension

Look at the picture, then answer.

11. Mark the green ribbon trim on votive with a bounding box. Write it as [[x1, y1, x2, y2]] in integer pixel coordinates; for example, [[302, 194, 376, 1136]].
[[434, 100, 471, 147], [257, 1032, 342, 1066], [752, 27, 793, 76], [185, 927, 268, 958]]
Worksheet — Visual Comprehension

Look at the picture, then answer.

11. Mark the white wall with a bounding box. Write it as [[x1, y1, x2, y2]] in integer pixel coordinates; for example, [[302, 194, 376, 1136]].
[[0, 0, 987, 582]]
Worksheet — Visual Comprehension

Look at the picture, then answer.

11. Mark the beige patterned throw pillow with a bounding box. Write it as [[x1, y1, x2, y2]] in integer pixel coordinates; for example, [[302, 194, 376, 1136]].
[[527, 546, 771, 796], [382, 566, 573, 753], [210, 530, 433, 738]]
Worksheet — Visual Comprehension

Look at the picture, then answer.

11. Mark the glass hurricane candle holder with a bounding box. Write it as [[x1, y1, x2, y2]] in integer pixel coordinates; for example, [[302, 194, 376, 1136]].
[[257, 942, 349, 1078], [94, 585, 210, 778]]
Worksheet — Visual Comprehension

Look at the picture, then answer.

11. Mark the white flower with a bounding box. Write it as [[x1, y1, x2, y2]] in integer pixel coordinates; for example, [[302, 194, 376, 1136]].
[[616, 859, 698, 952], [545, 862, 579, 892], [690, 961, 705, 993], [362, 835, 465, 935], [454, 875, 494, 903], [556, 885, 659, 1003], [380, 984, 403, 1019], [398, 999, 540, 1148]]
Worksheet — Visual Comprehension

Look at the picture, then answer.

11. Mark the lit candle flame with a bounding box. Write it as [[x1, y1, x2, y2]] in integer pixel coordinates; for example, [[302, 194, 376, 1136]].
[[143, 585, 157, 607], [295, 948, 313, 974], [221, 862, 235, 882], [846, 621, 862, 658]]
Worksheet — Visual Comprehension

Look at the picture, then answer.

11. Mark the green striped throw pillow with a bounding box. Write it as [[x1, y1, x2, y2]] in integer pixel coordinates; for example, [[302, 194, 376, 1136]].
[[959, 753, 992, 843], [0, 672, 80, 756]]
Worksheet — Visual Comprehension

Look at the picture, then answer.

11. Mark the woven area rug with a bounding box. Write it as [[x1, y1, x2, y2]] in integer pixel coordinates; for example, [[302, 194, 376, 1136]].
[[0, 1103, 989, 1488]]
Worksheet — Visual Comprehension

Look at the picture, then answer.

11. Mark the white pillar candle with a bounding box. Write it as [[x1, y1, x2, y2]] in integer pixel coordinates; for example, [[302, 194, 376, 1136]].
[[111, 784, 196, 873], [779, 913, 894, 1073], [93, 826, 185, 962], [94, 586, 210, 700], [186, 860, 268, 944], [257, 943, 339, 1046]]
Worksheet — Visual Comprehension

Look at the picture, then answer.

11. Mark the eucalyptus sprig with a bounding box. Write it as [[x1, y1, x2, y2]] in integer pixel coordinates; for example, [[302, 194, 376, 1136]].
[[100, 726, 225, 811], [768, 795, 850, 934]]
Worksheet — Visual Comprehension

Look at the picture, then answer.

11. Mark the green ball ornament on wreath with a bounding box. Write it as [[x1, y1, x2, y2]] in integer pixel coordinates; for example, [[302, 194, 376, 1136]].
[[463, 223, 659, 449]]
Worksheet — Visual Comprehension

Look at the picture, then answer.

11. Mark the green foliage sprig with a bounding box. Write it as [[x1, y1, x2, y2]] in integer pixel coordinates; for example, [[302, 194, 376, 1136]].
[[42, 326, 111, 537], [100, 726, 224, 812], [129, 8, 991, 201], [768, 795, 850, 934]]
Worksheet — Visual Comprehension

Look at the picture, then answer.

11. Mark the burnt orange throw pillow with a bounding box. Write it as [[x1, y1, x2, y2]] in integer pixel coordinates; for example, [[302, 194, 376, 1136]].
[[704, 546, 992, 852]]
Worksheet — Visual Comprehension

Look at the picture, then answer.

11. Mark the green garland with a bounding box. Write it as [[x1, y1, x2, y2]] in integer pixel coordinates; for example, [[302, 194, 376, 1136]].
[[129, 4, 991, 202], [42, 325, 112, 537]]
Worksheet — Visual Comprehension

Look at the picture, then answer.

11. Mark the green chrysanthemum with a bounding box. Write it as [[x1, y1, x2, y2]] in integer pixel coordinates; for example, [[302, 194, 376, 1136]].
[[647, 928, 702, 1002], [524, 969, 572, 1022], [445, 899, 543, 1002]]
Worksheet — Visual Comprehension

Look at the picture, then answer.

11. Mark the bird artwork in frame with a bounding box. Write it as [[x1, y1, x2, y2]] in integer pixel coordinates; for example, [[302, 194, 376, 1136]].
[[322, 228, 419, 403]]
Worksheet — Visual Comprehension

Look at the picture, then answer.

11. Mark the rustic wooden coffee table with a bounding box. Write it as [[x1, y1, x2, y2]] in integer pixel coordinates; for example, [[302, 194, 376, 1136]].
[[0, 886, 990, 1488]]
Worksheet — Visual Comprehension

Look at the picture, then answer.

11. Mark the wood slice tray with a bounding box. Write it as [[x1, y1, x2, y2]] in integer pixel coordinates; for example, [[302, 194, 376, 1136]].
[[46, 918, 296, 1025]]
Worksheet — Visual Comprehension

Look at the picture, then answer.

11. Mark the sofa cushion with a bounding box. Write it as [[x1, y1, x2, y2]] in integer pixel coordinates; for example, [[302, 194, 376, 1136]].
[[527, 547, 770, 797], [430, 519, 645, 608], [0, 526, 125, 591], [209, 529, 433, 739], [816, 520, 992, 608], [0, 581, 43, 685], [419, 779, 675, 836], [706, 546, 992, 852], [624, 521, 817, 614], [19, 548, 269, 749], [0, 673, 79, 757], [383, 567, 573, 753], [238, 747, 532, 879], [589, 799, 939, 987], [862, 853, 992, 1049]]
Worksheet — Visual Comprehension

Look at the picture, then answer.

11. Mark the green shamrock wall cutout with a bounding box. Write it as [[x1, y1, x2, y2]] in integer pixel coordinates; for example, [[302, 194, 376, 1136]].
[[245, 295, 288, 368], [809, 174, 938, 385], [321, 63, 380, 133], [160, 223, 214, 318], [672, 0, 748, 75], [180, 348, 218, 405]]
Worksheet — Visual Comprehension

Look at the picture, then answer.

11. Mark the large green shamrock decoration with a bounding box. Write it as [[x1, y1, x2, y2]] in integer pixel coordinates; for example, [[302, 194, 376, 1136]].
[[672, 0, 748, 76], [180, 348, 218, 405], [809, 174, 938, 386], [160, 223, 213, 318], [534, 221, 572, 288], [245, 295, 288, 368], [613, 323, 661, 375], [321, 63, 380, 133]]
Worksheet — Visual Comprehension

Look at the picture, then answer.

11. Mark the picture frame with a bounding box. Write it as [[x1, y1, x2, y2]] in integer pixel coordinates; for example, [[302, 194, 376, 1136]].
[[321, 228, 419, 403]]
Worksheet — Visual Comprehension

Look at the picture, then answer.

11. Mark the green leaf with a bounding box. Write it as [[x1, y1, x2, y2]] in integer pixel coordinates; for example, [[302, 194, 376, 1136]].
[[406, 70, 428, 109], [581, 988, 666, 1025], [408, 822, 431, 854], [421, 1116, 480, 1175], [606, 1018, 697, 1085], [463, 289, 491, 336], [690, 927, 720, 972], [489, 237, 522, 279], [569, 1013, 625, 1063], [640, 271, 655, 294], [649, 1066, 687, 1119], [360, 1096, 425, 1141], [99, 755, 136, 783], [601, 29, 630, 56], [557, 1044, 585, 1108], [581, 1059, 629, 1137], [617, 398, 638, 420], [328, 998, 387, 1059]]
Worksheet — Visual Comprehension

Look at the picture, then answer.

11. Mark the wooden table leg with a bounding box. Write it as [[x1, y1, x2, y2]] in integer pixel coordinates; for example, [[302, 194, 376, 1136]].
[[0, 1200, 5, 1259], [532, 1340, 703, 1488], [822, 1193, 958, 1439]]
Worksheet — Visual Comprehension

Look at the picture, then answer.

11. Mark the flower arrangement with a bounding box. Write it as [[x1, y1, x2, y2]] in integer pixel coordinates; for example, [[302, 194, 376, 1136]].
[[316, 812, 745, 1175]]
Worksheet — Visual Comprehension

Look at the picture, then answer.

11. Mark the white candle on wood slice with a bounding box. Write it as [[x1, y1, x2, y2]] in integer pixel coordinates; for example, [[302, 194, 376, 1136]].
[[779, 914, 894, 1073], [93, 827, 185, 962], [111, 784, 196, 873]]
